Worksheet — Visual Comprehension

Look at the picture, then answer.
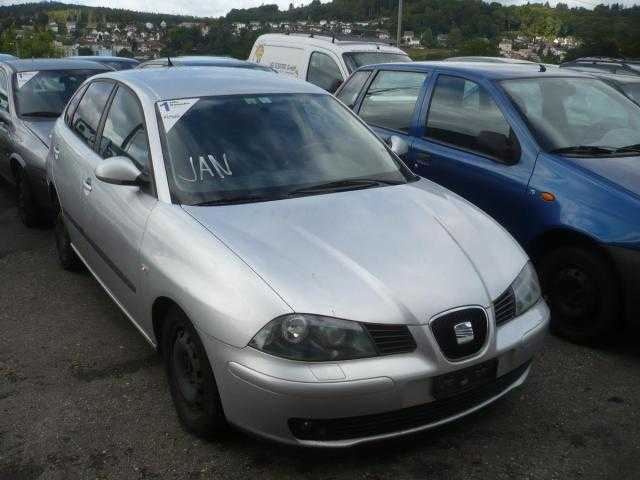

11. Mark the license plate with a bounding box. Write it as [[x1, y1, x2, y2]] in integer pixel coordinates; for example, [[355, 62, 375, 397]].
[[432, 359, 498, 400]]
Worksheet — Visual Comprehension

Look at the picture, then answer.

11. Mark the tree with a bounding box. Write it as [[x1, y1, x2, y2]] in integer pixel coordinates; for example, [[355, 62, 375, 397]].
[[457, 38, 499, 57], [420, 27, 434, 47], [16, 31, 62, 58], [448, 27, 463, 48]]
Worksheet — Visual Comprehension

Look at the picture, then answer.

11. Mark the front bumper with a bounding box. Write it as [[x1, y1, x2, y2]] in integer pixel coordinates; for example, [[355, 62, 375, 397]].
[[202, 299, 549, 447]]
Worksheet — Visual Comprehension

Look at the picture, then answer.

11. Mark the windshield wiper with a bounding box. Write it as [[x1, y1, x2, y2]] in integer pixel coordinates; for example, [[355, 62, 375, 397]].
[[549, 146, 616, 156], [614, 143, 640, 154], [21, 111, 60, 118], [288, 178, 404, 196], [193, 194, 277, 206]]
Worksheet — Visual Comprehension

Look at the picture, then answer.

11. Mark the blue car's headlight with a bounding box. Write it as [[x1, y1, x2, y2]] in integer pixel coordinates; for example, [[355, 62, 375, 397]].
[[249, 314, 377, 361], [511, 261, 542, 316]]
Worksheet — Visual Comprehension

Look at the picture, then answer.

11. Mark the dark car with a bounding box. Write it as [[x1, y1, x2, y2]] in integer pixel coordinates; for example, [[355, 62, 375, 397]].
[[0, 59, 109, 226], [69, 55, 140, 71], [336, 61, 640, 343], [137, 55, 274, 72], [560, 57, 640, 77]]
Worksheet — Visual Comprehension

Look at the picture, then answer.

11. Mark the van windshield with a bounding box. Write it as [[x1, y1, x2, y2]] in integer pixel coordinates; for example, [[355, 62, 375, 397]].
[[501, 77, 640, 155], [343, 52, 411, 73], [160, 93, 411, 205]]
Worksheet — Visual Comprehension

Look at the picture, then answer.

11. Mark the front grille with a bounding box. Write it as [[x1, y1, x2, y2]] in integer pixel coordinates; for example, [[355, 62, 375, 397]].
[[494, 287, 516, 325], [430, 308, 488, 360], [289, 360, 532, 441], [363, 324, 417, 355]]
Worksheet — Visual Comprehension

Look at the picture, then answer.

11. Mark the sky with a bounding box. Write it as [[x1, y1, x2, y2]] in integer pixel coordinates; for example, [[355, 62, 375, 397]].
[[0, 0, 637, 19]]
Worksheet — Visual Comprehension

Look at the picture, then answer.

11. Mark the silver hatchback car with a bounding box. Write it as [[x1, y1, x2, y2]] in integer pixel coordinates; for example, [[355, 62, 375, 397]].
[[47, 67, 549, 447]]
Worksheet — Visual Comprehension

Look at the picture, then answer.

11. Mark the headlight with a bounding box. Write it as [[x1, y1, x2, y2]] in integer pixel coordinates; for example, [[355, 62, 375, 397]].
[[511, 261, 541, 316], [249, 314, 377, 362]]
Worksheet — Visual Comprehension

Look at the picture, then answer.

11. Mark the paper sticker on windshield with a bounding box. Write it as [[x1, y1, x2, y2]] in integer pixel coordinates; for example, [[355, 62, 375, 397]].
[[158, 98, 199, 132], [17, 71, 39, 89]]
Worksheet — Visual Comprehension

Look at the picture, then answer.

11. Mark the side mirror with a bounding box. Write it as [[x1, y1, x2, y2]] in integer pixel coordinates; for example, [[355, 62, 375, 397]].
[[388, 135, 409, 158], [477, 130, 520, 165], [95, 156, 144, 186]]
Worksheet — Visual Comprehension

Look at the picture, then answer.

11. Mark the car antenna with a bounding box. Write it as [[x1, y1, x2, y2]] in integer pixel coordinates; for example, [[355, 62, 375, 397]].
[[539, 64, 546, 72], [167, 56, 174, 67]]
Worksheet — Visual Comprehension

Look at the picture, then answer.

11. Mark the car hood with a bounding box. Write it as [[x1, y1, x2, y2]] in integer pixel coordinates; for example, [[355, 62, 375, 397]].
[[183, 180, 528, 325], [569, 155, 640, 199], [23, 119, 56, 148]]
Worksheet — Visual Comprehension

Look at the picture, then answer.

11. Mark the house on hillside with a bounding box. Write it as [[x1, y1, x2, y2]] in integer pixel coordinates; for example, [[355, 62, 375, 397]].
[[48, 22, 59, 33]]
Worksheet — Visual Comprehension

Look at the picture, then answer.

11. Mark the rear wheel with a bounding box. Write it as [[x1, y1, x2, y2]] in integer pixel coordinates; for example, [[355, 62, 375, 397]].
[[161, 306, 227, 438], [539, 246, 620, 344], [16, 170, 40, 228]]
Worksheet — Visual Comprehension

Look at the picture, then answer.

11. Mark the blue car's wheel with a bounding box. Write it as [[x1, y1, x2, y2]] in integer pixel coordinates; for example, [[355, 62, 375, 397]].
[[540, 246, 620, 344]]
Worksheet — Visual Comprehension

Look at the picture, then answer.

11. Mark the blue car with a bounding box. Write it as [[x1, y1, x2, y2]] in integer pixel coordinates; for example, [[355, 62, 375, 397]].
[[337, 61, 640, 343]]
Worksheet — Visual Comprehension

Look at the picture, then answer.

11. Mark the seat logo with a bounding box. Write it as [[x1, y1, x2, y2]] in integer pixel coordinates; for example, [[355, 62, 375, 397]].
[[454, 321, 474, 345]]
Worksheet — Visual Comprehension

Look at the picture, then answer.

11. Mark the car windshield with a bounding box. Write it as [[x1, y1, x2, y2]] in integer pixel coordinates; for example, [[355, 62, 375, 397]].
[[160, 93, 410, 205], [14, 69, 102, 117], [620, 82, 640, 104], [343, 52, 411, 73], [501, 77, 640, 154]]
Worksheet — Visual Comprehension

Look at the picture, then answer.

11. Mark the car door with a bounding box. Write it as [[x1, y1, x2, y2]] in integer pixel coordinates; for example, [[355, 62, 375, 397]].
[[0, 67, 15, 181], [355, 69, 429, 147], [54, 80, 115, 259], [411, 73, 535, 237], [306, 50, 345, 93], [83, 83, 157, 320]]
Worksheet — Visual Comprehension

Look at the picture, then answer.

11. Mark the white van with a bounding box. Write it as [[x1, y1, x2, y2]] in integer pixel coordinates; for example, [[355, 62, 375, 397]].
[[248, 33, 411, 93]]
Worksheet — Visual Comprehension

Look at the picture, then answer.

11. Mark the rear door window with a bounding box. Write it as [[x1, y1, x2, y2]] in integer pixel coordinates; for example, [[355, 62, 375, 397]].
[[336, 70, 371, 109], [307, 51, 343, 93], [0, 70, 8, 112], [72, 81, 113, 149], [358, 70, 428, 133]]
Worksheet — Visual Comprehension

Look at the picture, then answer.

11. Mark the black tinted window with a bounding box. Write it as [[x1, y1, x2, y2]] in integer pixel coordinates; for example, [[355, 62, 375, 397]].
[[99, 86, 149, 171], [307, 52, 343, 93], [359, 70, 427, 132], [0, 70, 8, 112], [336, 70, 370, 109], [72, 81, 113, 148], [426, 75, 519, 163]]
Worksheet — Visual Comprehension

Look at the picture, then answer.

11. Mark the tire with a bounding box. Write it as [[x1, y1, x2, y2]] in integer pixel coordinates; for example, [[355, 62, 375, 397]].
[[161, 306, 227, 438], [539, 246, 620, 344], [54, 210, 82, 271], [16, 171, 40, 228]]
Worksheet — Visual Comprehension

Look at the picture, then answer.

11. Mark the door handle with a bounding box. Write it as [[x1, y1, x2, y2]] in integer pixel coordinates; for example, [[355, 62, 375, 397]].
[[414, 152, 432, 166], [83, 177, 92, 193]]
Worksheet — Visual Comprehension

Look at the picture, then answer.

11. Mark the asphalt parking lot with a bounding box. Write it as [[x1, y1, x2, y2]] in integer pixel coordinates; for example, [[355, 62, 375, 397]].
[[0, 182, 639, 480]]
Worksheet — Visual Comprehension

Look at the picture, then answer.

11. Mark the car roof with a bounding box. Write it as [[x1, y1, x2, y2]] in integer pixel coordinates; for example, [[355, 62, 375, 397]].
[[445, 56, 535, 64], [91, 66, 325, 101], [2, 58, 110, 72], [569, 69, 640, 84], [255, 33, 405, 54], [359, 61, 592, 80], [70, 56, 139, 63], [143, 56, 264, 67]]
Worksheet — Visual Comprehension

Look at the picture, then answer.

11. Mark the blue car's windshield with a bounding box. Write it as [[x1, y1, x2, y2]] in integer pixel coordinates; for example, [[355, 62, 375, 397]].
[[343, 52, 411, 73], [620, 82, 640, 104], [14, 69, 103, 117], [160, 93, 410, 205], [501, 77, 640, 155]]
